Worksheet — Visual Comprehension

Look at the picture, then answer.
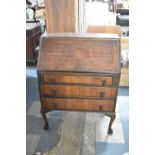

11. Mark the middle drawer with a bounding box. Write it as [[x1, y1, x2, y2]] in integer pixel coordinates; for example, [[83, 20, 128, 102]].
[[40, 85, 117, 99]]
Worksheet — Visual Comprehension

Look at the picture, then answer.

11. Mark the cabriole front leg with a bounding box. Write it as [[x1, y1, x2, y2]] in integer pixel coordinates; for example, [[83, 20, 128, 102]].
[[104, 112, 116, 134], [40, 108, 49, 130], [108, 114, 116, 134]]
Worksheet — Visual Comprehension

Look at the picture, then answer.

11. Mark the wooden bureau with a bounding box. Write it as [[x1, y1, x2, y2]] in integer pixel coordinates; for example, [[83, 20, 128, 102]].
[[37, 33, 120, 134]]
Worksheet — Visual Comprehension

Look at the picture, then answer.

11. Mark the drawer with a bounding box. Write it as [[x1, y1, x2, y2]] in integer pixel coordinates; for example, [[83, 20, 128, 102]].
[[42, 98, 115, 112], [42, 74, 113, 86], [40, 85, 117, 99]]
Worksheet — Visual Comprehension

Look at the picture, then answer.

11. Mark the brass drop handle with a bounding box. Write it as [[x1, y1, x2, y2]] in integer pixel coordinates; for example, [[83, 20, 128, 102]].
[[101, 80, 106, 86], [100, 92, 105, 98]]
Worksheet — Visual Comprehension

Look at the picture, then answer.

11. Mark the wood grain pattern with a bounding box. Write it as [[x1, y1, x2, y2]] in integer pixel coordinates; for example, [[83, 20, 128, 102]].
[[37, 33, 120, 133], [42, 74, 113, 86], [45, 0, 76, 32], [42, 98, 114, 112], [26, 23, 42, 63], [40, 85, 117, 99], [87, 25, 122, 37], [37, 33, 120, 73]]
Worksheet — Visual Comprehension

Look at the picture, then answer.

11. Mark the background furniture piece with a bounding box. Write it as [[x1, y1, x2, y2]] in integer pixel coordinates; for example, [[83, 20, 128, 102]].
[[26, 0, 46, 32], [26, 23, 42, 64], [87, 25, 122, 37], [44, 0, 86, 32], [116, 8, 129, 15], [44, 0, 77, 32], [37, 33, 120, 134], [116, 9, 129, 27], [26, 0, 40, 22], [116, 15, 129, 27]]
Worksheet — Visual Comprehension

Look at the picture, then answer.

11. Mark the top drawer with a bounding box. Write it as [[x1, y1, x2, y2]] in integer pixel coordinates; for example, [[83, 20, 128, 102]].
[[41, 74, 113, 86]]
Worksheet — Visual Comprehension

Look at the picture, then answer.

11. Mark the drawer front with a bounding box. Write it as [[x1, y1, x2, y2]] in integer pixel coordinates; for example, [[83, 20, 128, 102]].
[[42, 98, 115, 112], [40, 85, 117, 99], [42, 74, 113, 86]]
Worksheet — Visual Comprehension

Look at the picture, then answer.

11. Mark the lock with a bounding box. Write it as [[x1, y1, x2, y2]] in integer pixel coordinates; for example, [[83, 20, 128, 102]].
[[101, 80, 106, 86]]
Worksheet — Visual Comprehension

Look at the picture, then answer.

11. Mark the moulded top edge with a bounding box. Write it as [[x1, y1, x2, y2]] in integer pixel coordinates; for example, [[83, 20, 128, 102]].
[[41, 32, 120, 40], [37, 68, 121, 75]]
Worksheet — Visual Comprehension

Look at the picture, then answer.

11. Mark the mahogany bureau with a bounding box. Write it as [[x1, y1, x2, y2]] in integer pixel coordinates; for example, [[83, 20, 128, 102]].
[[37, 33, 121, 134]]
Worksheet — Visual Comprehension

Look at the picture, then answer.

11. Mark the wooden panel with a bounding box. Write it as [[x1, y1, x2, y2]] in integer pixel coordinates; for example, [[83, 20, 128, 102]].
[[37, 33, 120, 73], [42, 98, 115, 112], [26, 23, 42, 36], [37, 32, 120, 132], [26, 37, 34, 60], [40, 85, 117, 99], [87, 25, 122, 37], [26, 23, 42, 61], [43, 74, 113, 86], [45, 0, 76, 32]]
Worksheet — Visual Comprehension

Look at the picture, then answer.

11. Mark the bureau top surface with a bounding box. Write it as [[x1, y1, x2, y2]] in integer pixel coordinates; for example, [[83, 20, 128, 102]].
[[26, 23, 41, 30], [37, 33, 120, 74]]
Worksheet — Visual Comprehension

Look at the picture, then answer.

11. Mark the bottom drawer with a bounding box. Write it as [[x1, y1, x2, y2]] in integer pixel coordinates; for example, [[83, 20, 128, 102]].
[[42, 98, 115, 112]]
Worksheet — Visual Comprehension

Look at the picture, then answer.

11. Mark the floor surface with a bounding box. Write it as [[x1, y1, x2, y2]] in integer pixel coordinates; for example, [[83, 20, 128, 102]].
[[26, 68, 129, 155], [26, 2, 129, 155]]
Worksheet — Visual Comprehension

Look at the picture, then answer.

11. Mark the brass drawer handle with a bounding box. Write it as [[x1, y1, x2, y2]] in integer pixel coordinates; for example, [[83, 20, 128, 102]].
[[100, 92, 105, 98], [101, 80, 106, 86]]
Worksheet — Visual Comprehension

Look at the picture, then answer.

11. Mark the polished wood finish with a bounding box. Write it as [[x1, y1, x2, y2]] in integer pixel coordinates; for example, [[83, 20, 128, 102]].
[[37, 33, 121, 134], [105, 113, 116, 134], [38, 33, 120, 73], [42, 74, 113, 86], [87, 26, 129, 87], [26, 23, 42, 64], [42, 98, 115, 112], [87, 25, 122, 37], [44, 0, 76, 32], [40, 85, 117, 99], [40, 108, 49, 130]]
